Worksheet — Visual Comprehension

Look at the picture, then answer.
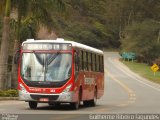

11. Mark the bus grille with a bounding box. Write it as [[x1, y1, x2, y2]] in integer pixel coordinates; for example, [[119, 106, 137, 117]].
[[30, 94, 59, 101]]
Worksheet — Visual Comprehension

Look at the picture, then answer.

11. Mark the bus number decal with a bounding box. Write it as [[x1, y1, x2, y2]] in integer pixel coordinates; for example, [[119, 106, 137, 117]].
[[84, 78, 95, 85]]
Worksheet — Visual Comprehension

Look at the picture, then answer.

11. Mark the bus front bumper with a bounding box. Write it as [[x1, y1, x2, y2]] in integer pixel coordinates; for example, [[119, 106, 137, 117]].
[[18, 90, 74, 102]]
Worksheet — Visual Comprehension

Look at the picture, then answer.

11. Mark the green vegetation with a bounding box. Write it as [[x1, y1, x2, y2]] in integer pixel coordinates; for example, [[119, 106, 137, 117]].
[[0, 89, 18, 97], [121, 20, 160, 64], [0, 0, 66, 89], [122, 61, 160, 84], [0, 0, 160, 90]]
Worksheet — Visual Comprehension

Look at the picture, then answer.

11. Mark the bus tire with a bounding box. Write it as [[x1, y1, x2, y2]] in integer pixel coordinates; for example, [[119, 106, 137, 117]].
[[48, 102, 60, 107], [48, 102, 54, 106], [54, 103, 60, 108], [71, 101, 79, 110], [29, 101, 37, 109], [83, 100, 90, 107], [90, 87, 97, 107], [71, 89, 81, 110]]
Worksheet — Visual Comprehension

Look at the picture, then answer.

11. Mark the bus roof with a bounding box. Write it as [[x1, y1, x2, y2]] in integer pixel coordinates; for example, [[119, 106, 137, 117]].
[[22, 38, 103, 55]]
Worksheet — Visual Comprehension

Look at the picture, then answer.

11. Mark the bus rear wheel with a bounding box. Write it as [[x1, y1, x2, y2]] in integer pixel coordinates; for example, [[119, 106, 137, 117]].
[[90, 88, 97, 106], [29, 101, 37, 109], [83, 100, 90, 107]]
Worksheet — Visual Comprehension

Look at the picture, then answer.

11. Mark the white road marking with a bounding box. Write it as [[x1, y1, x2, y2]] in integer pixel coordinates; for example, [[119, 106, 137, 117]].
[[105, 69, 136, 107], [108, 57, 160, 92]]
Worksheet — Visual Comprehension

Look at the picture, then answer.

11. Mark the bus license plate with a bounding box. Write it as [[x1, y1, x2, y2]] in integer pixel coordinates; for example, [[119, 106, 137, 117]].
[[39, 98, 49, 102]]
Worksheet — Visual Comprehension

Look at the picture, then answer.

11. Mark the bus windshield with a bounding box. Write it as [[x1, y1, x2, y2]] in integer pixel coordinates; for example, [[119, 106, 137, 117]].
[[21, 52, 72, 82]]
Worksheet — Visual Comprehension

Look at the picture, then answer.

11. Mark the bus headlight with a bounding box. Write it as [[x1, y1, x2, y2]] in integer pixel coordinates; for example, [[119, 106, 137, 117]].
[[62, 84, 72, 94], [19, 83, 28, 93]]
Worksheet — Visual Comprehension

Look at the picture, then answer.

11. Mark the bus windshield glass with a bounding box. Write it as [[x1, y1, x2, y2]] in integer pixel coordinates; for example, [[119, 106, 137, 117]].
[[21, 52, 72, 82]]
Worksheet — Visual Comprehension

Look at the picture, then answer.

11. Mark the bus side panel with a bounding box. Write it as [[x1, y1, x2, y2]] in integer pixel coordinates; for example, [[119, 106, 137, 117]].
[[73, 71, 93, 101], [80, 71, 104, 101], [73, 71, 88, 101], [96, 73, 104, 99], [74, 71, 104, 101], [83, 71, 94, 100]]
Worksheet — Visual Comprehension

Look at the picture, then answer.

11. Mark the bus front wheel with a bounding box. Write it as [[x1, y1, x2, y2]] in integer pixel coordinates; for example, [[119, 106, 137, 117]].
[[71, 89, 81, 110], [29, 101, 37, 109], [70, 101, 79, 110]]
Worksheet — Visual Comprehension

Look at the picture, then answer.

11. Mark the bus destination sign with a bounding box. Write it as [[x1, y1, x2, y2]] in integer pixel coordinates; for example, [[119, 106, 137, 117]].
[[23, 43, 72, 50]]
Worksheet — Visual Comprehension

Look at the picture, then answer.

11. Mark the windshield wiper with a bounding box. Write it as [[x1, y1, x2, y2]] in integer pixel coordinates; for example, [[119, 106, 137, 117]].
[[34, 51, 60, 65], [34, 51, 60, 82], [46, 51, 60, 65], [45, 51, 60, 82]]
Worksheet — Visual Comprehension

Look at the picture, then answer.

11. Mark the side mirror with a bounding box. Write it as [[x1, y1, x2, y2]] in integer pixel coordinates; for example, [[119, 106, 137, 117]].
[[14, 50, 20, 64]]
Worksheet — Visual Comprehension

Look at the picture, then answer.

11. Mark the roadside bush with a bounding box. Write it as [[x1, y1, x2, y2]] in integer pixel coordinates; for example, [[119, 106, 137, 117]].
[[152, 58, 160, 71], [0, 89, 18, 97], [120, 20, 160, 64], [153, 58, 160, 66]]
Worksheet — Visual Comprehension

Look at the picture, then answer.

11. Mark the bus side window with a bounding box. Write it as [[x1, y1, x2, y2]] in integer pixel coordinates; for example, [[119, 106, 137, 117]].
[[98, 55, 100, 72], [95, 54, 97, 72], [90, 53, 93, 71], [99, 56, 102, 72], [92, 53, 95, 72], [83, 51, 87, 71], [96, 55, 100, 72], [88, 52, 91, 71], [102, 56, 104, 72], [86, 52, 88, 71], [75, 51, 79, 78], [79, 50, 83, 71]]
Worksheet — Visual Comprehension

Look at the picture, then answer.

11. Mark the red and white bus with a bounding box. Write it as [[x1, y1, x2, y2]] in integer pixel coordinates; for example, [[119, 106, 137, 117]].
[[17, 38, 104, 109]]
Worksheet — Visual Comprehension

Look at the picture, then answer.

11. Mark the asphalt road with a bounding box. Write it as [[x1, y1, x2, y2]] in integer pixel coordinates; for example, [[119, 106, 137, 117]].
[[0, 52, 160, 120]]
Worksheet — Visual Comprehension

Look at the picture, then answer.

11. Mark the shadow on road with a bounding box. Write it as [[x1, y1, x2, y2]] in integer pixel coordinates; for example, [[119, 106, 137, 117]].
[[25, 103, 102, 111]]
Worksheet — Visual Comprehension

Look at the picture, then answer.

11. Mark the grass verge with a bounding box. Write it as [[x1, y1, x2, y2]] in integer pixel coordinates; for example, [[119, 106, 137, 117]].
[[122, 60, 160, 84]]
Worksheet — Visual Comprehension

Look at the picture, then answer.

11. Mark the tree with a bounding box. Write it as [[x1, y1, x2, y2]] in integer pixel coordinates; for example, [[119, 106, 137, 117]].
[[120, 20, 160, 63], [11, 0, 66, 89], [0, 0, 11, 90]]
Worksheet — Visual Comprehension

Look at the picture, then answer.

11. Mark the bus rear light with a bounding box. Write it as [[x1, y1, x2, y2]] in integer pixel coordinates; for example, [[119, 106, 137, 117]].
[[62, 84, 72, 93], [19, 83, 28, 93]]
